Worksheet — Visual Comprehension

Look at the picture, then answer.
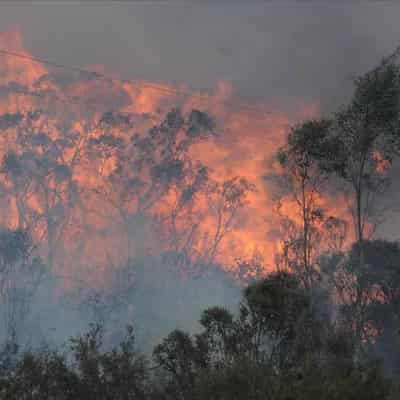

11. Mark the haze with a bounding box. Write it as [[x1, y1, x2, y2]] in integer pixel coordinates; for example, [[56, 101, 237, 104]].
[[1, 2, 400, 111]]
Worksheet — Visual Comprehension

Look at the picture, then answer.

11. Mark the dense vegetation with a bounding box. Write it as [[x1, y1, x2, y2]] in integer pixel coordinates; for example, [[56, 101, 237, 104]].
[[1, 52, 400, 399], [0, 260, 399, 399]]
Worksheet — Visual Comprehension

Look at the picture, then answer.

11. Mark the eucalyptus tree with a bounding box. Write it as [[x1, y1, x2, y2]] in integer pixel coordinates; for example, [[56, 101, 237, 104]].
[[320, 56, 400, 350], [272, 119, 334, 295], [88, 108, 216, 262], [0, 110, 81, 270], [329, 57, 400, 247]]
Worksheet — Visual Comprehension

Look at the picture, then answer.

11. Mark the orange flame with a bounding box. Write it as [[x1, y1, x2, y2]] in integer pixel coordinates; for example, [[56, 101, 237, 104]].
[[0, 29, 353, 288]]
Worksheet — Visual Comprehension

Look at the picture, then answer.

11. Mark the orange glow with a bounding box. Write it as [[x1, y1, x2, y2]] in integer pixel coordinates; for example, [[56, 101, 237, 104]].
[[0, 29, 354, 288], [373, 150, 391, 173]]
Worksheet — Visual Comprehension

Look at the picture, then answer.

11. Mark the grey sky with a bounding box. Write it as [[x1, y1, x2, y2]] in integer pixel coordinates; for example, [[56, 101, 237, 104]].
[[1, 2, 400, 111]]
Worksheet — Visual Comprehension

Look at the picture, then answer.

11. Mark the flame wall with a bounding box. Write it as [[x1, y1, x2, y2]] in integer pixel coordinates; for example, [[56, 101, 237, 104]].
[[0, 29, 353, 288]]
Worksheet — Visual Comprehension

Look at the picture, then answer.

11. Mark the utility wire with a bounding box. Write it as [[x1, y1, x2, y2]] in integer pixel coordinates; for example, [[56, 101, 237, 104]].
[[0, 78, 140, 117], [0, 48, 279, 118]]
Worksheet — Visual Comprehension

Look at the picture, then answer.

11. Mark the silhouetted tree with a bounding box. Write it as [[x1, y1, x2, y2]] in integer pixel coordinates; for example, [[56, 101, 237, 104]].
[[273, 119, 333, 297], [0, 228, 45, 343]]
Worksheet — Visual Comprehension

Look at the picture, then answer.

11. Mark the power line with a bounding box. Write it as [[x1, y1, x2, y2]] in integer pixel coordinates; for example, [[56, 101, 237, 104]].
[[0, 47, 279, 118], [0, 78, 142, 118]]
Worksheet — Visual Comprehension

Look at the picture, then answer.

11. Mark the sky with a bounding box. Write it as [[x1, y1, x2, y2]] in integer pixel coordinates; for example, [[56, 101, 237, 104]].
[[0, 2, 400, 112]]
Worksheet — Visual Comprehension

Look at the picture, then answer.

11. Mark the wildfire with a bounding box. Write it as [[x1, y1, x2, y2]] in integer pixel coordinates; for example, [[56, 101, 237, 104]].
[[0, 28, 352, 287]]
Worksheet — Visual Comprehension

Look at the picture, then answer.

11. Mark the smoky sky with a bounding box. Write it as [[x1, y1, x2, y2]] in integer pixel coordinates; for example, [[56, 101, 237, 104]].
[[0, 2, 400, 112]]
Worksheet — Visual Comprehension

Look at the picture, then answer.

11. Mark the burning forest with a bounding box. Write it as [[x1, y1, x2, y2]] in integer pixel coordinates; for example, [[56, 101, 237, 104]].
[[0, 4, 400, 399]]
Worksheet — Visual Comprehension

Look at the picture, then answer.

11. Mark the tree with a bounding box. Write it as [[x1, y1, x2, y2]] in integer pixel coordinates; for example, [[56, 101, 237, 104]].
[[0, 228, 46, 343], [153, 329, 200, 400], [353, 240, 400, 375], [321, 239, 400, 361], [197, 306, 237, 368], [0, 110, 81, 270], [89, 108, 216, 264], [0, 324, 149, 400], [272, 119, 335, 298], [71, 324, 149, 400], [328, 59, 400, 248], [240, 271, 317, 369], [280, 55, 400, 356], [162, 175, 254, 275], [1, 349, 78, 400]]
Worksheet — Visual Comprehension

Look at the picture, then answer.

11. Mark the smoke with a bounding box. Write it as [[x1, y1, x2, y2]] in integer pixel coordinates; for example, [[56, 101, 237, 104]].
[[1, 3, 400, 110], [0, 29, 253, 350], [2, 255, 240, 352], [0, 2, 399, 351]]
